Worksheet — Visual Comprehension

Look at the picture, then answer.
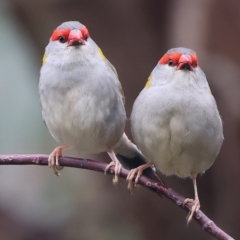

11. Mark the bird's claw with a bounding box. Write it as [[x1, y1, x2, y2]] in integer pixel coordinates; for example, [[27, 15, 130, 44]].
[[48, 146, 67, 176], [105, 160, 122, 186], [183, 198, 200, 226], [126, 167, 144, 193], [126, 162, 153, 193]]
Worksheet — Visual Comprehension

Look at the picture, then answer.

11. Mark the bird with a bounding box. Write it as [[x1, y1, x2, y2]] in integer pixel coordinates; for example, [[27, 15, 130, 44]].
[[39, 21, 162, 186], [130, 47, 223, 224]]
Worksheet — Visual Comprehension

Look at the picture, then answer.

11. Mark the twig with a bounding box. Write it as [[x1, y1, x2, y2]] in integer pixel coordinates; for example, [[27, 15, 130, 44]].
[[0, 154, 234, 240]]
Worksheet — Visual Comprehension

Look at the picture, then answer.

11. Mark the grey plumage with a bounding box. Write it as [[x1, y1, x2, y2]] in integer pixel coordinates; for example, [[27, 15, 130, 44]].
[[39, 21, 162, 184]]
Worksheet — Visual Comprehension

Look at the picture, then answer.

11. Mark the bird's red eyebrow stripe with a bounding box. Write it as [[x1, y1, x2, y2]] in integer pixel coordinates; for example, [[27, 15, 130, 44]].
[[191, 54, 198, 66], [159, 52, 198, 66], [80, 26, 89, 39], [159, 53, 182, 64], [51, 29, 71, 41]]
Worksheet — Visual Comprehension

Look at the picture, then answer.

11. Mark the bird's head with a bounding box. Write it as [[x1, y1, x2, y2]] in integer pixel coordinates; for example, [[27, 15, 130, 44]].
[[43, 21, 93, 66], [51, 21, 90, 47], [146, 48, 205, 88]]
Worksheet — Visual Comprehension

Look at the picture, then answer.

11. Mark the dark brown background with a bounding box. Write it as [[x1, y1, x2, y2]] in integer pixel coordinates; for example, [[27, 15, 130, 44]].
[[0, 0, 239, 239]]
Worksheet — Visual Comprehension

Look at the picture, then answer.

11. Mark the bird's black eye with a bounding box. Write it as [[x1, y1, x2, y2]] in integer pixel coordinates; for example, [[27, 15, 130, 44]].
[[168, 59, 174, 66], [58, 36, 66, 43]]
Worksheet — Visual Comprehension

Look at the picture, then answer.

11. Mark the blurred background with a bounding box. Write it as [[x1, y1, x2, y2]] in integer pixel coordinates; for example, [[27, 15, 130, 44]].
[[0, 0, 239, 239]]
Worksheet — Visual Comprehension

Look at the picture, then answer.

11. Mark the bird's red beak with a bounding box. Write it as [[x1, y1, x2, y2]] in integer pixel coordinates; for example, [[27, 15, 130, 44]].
[[177, 54, 193, 71], [67, 29, 85, 46]]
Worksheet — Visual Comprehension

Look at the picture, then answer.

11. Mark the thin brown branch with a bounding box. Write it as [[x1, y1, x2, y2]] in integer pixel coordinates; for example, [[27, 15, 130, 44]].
[[0, 154, 234, 240]]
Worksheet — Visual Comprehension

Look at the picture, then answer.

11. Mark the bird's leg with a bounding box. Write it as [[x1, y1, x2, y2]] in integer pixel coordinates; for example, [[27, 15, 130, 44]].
[[105, 150, 122, 185], [183, 174, 200, 225], [48, 145, 68, 176], [126, 162, 153, 192]]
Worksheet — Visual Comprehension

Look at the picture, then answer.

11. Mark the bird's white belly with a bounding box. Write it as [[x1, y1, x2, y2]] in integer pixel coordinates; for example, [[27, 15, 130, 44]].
[[132, 88, 223, 178], [42, 90, 125, 154], [145, 118, 217, 177]]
